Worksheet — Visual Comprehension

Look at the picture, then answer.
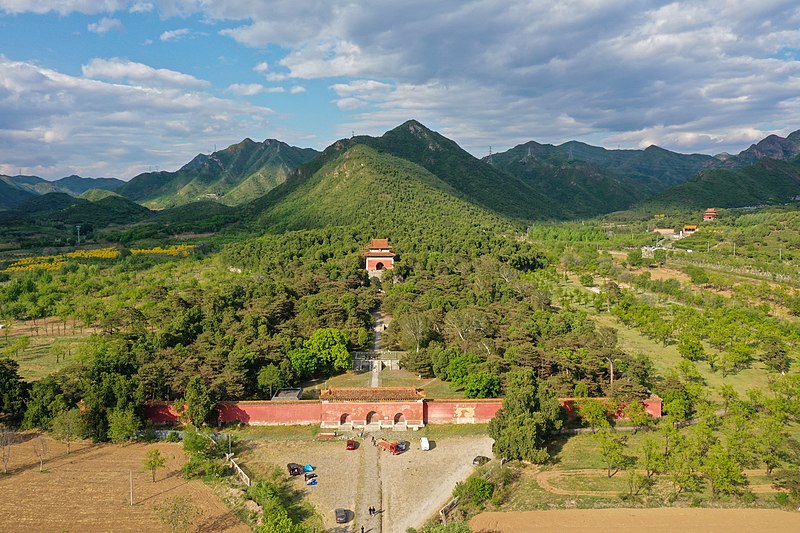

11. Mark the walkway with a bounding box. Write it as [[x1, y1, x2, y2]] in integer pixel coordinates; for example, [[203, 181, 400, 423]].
[[354, 437, 383, 533]]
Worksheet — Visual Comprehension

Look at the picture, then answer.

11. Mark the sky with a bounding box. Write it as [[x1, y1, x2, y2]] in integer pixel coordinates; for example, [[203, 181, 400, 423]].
[[2, 1, 800, 180]]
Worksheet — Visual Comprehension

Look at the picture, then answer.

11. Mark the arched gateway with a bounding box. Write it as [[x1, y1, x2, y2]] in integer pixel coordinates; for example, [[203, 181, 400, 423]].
[[320, 387, 425, 431]]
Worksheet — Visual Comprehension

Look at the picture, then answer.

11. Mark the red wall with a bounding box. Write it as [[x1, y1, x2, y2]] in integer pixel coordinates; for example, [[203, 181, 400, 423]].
[[424, 400, 503, 424], [144, 397, 659, 426], [321, 401, 424, 425], [559, 398, 663, 421], [218, 401, 323, 425], [366, 258, 393, 270]]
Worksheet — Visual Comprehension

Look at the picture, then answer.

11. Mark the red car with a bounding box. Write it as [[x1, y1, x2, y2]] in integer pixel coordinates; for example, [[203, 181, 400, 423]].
[[346, 439, 357, 450]]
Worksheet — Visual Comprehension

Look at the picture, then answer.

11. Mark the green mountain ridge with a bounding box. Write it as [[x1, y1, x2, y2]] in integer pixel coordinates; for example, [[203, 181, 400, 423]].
[[645, 158, 800, 209], [244, 143, 525, 250], [485, 141, 652, 216], [117, 138, 319, 209]]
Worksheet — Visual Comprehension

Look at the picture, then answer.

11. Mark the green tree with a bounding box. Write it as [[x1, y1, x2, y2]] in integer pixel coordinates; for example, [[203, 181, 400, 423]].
[[257, 364, 285, 399], [0, 358, 26, 423], [578, 398, 611, 432], [107, 408, 139, 443], [624, 400, 655, 433], [626, 249, 644, 268], [184, 377, 214, 427], [488, 368, 562, 463], [677, 335, 705, 362], [462, 372, 501, 399], [760, 337, 791, 374], [594, 428, 630, 477], [455, 476, 495, 505], [50, 408, 85, 454], [143, 448, 167, 482], [701, 443, 745, 497]]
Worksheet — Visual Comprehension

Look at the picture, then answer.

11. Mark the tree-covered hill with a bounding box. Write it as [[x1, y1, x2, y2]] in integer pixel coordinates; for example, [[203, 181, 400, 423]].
[[644, 158, 800, 209], [486, 141, 650, 217], [280, 120, 565, 221], [0, 176, 36, 209], [240, 144, 540, 263], [555, 141, 714, 189], [117, 138, 319, 209]]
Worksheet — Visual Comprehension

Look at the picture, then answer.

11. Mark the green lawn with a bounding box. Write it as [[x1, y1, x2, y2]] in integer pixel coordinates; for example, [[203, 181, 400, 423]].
[[592, 312, 774, 400], [4, 335, 85, 381]]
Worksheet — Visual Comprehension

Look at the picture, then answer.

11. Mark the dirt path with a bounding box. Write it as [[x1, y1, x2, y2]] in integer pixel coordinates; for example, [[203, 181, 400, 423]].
[[355, 438, 383, 532], [471, 508, 800, 533]]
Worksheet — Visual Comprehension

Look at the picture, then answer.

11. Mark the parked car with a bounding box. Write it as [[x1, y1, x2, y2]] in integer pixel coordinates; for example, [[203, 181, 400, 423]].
[[420, 437, 430, 451], [346, 439, 357, 450], [396, 440, 409, 452], [335, 508, 348, 523], [287, 463, 303, 476], [472, 455, 489, 466]]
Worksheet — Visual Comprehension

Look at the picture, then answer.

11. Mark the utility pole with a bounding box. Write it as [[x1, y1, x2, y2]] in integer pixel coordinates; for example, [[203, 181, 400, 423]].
[[129, 470, 134, 506], [75, 225, 81, 245]]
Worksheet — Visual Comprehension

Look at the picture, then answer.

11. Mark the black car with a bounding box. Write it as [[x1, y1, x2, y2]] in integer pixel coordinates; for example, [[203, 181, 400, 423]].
[[335, 508, 348, 523], [472, 455, 489, 466], [396, 440, 409, 452], [287, 463, 303, 476]]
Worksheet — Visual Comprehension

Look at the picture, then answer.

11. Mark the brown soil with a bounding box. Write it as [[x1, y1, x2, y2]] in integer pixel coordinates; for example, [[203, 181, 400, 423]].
[[470, 508, 800, 532], [0, 434, 247, 533]]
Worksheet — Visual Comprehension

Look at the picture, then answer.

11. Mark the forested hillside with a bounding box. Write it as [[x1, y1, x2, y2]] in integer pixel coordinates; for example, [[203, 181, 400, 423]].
[[117, 138, 319, 209]]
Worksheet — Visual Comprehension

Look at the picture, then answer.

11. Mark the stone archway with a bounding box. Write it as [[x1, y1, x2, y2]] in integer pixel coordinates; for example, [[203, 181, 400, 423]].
[[393, 412, 405, 424], [340, 413, 350, 425], [375, 262, 384, 270]]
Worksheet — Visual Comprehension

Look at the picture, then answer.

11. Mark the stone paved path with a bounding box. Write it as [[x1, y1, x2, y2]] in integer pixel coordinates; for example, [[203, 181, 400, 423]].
[[355, 437, 383, 533]]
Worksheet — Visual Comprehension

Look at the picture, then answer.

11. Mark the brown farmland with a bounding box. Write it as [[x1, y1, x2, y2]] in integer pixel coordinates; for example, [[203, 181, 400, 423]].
[[0, 435, 247, 533], [471, 508, 800, 533]]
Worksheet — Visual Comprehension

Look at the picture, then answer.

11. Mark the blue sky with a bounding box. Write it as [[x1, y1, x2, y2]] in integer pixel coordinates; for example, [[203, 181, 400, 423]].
[[2, 1, 800, 180]]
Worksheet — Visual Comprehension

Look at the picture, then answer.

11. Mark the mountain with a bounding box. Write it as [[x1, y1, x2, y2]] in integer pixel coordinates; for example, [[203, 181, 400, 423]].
[[0, 192, 151, 226], [0, 174, 124, 209], [0, 177, 36, 209], [712, 129, 800, 168], [52, 175, 125, 195], [244, 142, 524, 250], [283, 120, 565, 221], [485, 141, 652, 216], [117, 139, 319, 209], [553, 142, 715, 189], [645, 158, 800, 209]]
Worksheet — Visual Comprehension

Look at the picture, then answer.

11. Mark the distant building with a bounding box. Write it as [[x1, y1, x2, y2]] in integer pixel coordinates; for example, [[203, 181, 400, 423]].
[[364, 239, 395, 278], [681, 225, 698, 237], [703, 208, 718, 221], [653, 228, 675, 236]]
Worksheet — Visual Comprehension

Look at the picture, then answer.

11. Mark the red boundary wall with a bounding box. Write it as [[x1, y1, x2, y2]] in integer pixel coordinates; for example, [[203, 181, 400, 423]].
[[143, 397, 661, 426]]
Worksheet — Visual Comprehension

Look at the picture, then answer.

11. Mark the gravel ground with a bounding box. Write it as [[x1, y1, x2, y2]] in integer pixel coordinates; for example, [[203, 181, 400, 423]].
[[240, 434, 493, 532]]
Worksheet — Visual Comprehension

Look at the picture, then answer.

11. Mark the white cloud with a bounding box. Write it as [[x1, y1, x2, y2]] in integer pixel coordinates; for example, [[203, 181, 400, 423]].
[[87, 17, 123, 33], [226, 83, 265, 96], [160, 28, 191, 42], [253, 61, 269, 72], [129, 2, 153, 13], [82, 57, 209, 89], [0, 56, 274, 179], [289, 85, 305, 94]]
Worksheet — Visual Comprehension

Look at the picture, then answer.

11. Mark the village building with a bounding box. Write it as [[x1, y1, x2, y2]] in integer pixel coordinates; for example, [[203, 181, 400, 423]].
[[681, 225, 697, 237], [364, 238, 395, 278], [703, 208, 718, 221], [653, 228, 676, 237]]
